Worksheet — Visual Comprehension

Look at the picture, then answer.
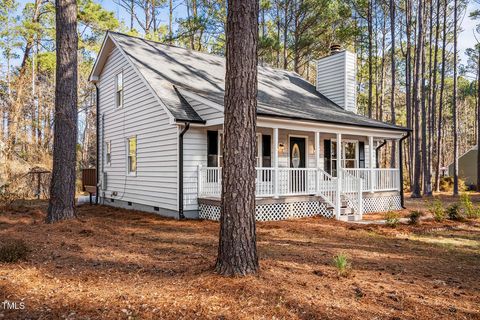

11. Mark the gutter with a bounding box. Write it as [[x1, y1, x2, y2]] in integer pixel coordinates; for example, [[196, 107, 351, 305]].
[[178, 122, 191, 219], [399, 132, 411, 209], [375, 140, 387, 168], [95, 84, 100, 205]]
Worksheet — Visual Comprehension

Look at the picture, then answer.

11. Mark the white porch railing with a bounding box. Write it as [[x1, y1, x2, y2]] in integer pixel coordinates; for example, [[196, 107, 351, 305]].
[[342, 168, 400, 192], [339, 169, 363, 218]]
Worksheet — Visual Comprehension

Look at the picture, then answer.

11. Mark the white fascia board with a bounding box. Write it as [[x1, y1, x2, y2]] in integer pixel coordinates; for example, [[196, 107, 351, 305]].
[[257, 116, 406, 139]]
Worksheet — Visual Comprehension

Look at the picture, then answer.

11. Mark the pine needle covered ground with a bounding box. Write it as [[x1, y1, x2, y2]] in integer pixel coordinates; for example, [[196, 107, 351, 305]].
[[1, 196, 479, 319]]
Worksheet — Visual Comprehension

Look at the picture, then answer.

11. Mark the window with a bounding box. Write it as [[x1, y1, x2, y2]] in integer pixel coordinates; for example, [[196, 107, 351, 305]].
[[207, 131, 224, 167], [127, 137, 137, 174], [105, 141, 111, 166], [343, 141, 357, 168], [115, 72, 123, 108]]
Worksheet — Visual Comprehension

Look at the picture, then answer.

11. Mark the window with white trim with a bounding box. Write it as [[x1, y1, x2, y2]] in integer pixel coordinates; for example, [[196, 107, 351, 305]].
[[105, 141, 111, 166], [127, 137, 137, 174], [115, 72, 123, 108]]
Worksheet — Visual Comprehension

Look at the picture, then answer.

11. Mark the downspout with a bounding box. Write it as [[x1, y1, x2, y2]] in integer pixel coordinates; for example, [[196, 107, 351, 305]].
[[375, 139, 387, 168], [178, 122, 191, 219], [399, 132, 411, 209], [95, 83, 100, 205]]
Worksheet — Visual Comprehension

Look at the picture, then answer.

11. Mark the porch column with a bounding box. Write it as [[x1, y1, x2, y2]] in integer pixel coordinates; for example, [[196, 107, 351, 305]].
[[369, 135, 375, 192], [273, 127, 279, 198], [315, 131, 320, 195], [335, 133, 342, 219]]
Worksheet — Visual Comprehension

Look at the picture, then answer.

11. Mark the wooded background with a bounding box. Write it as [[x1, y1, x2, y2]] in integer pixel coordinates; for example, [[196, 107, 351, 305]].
[[1, 0, 479, 196]]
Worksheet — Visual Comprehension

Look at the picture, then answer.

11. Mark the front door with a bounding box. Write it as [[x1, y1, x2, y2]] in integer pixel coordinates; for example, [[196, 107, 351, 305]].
[[289, 137, 306, 192]]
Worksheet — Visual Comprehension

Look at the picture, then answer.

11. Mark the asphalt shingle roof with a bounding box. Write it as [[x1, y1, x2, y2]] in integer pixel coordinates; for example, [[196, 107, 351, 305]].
[[109, 31, 407, 131]]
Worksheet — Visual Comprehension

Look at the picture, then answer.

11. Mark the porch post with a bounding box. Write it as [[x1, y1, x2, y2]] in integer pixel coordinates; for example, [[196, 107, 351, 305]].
[[315, 131, 320, 195], [336, 133, 342, 219], [273, 127, 279, 198], [369, 135, 375, 192], [197, 164, 203, 197]]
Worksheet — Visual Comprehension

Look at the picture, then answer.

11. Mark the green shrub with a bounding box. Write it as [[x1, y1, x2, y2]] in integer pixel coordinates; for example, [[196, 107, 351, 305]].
[[446, 204, 464, 221], [0, 239, 29, 263], [429, 198, 446, 222], [408, 210, 423, 225], [384, 211, 400, 227], [332, 253, 351, 277], [459, 193, 480, 219]]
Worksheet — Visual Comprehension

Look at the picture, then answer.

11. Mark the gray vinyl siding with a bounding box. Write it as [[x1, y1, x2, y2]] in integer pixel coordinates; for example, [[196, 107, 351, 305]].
[[98, 46, 178, 212]]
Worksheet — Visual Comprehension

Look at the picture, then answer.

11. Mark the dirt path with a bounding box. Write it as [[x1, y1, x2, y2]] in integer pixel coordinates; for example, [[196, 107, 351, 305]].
[[1, 199, 479, 319]]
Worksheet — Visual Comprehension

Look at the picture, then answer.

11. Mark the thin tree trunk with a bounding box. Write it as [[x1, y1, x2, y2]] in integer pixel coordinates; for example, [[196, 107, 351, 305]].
[[412, 0, 424, 198], [435, 0, 447, 192], [431, 0, 441, 192], [422, 11, 431, 196], [390, 0, 396, 167], [452, 0, 459, 195], [130, 0, 134, 31], [405, 0, 413, 188], [367, 0, 374, 118], [477, 45, 480, 191], [46, 0, 78, 223], [283, 0, 289, 69], [216, 0, 259, 276], [168, 0, 173, 43]]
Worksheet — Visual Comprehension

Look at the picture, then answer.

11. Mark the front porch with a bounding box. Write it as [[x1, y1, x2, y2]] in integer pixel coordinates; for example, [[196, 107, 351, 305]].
[[192, 120, 404, 221]]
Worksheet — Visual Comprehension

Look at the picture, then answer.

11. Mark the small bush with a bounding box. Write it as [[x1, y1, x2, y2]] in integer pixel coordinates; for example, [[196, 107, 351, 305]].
[[439, 176, 467, 192], [408, 210, 423, 225], [446, 204, 464, 221], [459, 193, 480, 219], [384, 211, 400, 227], [332, 253, 351, 277], [0, 239, 29, 263], [429, 198, 445, 222]]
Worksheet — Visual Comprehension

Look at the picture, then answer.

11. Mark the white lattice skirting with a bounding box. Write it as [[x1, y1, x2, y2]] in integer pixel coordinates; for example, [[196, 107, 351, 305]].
[[199, 201, 333, 221], [363, 193, 402, 213]]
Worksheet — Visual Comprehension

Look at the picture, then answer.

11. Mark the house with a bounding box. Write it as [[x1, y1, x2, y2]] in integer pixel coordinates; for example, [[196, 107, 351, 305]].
[[448, 146, 478, 188], [89, 32, 410, 222]]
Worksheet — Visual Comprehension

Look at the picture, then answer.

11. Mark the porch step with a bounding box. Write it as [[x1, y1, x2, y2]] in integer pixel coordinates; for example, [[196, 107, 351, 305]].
[[338, 214, 362, 222]]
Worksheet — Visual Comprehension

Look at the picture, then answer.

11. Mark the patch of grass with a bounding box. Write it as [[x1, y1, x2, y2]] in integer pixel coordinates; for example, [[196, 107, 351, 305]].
[[332, 252, 351, 277], [428, 198, 446, 222], [384, 211, 400, 227], [408, 210, 423, 225], [446, 204, 464, 221], [0, 239, 29, 263]]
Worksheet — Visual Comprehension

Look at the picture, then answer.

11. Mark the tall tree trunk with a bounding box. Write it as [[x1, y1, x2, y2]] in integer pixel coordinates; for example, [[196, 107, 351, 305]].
[[435, 0, 447, 192], [216, 0, 259, 276], [421, 11, 431, 196], [390, 0, 396, 167], [168, 0, 173, 43], [431, 0, 441, 192], [477, 44, 480, 191], [130, 0, 134, 31], [283, 0, 289, 69], [452, 0, 459, 195], [367, 0, 374, 118], [411, 0, 424, 198], [46, 0, 78, 223], [405, 0, 413, 188], [276, 1, 281, 67]]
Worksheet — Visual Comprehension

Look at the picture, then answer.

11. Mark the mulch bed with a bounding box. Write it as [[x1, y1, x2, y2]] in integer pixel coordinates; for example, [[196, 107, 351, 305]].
[[0, 197, 479, 319]]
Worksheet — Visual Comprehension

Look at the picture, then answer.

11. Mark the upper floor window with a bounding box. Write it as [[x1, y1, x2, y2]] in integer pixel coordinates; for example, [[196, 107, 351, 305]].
[[105, 141, 111, 166], [127, 136, 137, 174], [116, 72, 123, 108]]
